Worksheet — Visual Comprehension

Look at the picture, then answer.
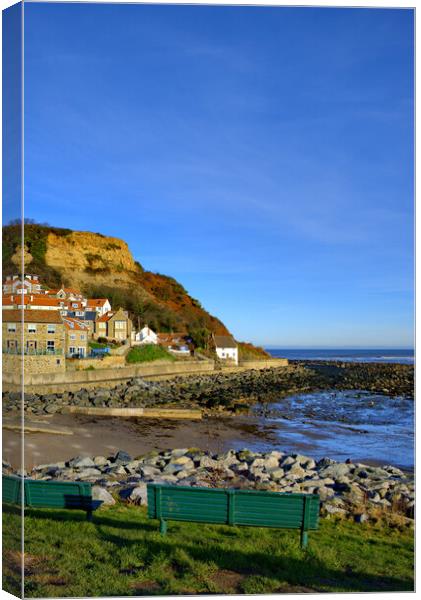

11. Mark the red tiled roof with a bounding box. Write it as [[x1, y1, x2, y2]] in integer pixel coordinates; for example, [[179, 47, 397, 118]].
[[2, 294, 61, 307], [96, 311, 113, 323], [2, 309, 64, 324], [87, 298, 109, 307]]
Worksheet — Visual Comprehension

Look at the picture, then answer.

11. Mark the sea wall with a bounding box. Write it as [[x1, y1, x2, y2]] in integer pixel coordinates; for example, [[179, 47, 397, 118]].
[[2, 353, 65, 376], [239, 358, 289, 369], [3, 359, 216, 393]]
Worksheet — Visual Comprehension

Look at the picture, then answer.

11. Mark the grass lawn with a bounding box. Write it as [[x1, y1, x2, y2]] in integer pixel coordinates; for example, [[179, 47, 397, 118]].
[[126, 344, 176, 364], [3, 504, 414, 597]]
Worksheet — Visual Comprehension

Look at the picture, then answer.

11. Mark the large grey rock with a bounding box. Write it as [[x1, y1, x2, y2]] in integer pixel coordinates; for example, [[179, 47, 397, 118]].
[[316, 486, 335, 501], [77, 468, 102, 479], [141, 466, 161, 477], [163, 463, 188, 475], [285, 464, 306, 479], [170, 457, 194, 469], [262, 456, 279, 470], [125, 461, 142, 474], [105, 465, 127, 476], [128, 484, 148, 505], [268, 468, 285, 481], [93, 456, 109, 467], [171, 448, 189, 458], [92, 486, 116, 506], [319, 463, 351, 480], [68, 456, 96, 469], [113, 450, 132, 464]]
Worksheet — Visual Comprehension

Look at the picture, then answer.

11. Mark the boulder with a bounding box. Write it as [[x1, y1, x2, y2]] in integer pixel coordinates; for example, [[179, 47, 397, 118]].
[[319, 463, 351, 480], [92, 486, 116, 506], [170, 457, 194, 469], [171, 448, 189, 458], [267, 468, 284, 481], [77, 468, 103, 479], [68, 456, 96, 469], [93, 456, 109, 467], [127, 484, 148, 505], [113, 450, 132, 464]]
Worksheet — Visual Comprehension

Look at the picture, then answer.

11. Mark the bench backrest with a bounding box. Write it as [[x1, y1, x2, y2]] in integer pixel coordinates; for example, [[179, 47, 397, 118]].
[[147, 484, 319, 530], [2, 473, 21, 504], [2, 474, 93, 510]]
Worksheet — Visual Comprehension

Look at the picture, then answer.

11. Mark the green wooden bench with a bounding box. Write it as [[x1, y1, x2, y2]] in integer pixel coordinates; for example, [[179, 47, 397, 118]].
[[2, 474, 100, 520], [147, 484, 320, 548]]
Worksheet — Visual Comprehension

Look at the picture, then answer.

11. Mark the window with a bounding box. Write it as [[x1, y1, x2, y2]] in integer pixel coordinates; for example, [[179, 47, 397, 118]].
[[7, 324, 16, 333], [47, 340, 55, 352], [78, 347, 85, 357], [47, 324, 56, 334], [27, 323, 36, 333], [80, 334, 86, 341], [69, 346, 76, 355], [70, 334, 76, 340], [72, 303, 78, 308], [115, 320, 126, 330]]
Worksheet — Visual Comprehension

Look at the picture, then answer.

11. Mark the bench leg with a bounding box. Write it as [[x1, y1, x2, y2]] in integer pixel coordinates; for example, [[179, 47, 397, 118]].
[[159, 519, 167, 535], [300, 529, 308, 549], [86, 509, 93, 522]]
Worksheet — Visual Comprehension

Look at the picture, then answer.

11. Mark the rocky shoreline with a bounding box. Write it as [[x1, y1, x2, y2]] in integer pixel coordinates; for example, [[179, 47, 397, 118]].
[[3, 447, 414, 524], [2, 362, 414, 416]]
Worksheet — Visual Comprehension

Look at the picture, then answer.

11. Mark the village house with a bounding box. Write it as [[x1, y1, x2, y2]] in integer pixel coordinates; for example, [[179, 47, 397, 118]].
[[2, 293, 63, 311], [62, 317, 90, 358], [3, 274, 43, 295], [66, 310, 97, 336], [47, 287, 85, 301], [213, 334, 239, 365], [86, 298, 111, 317], [132, 325, 158, 345], [94, 308, 132, 342], [2, 309, 65, 356]]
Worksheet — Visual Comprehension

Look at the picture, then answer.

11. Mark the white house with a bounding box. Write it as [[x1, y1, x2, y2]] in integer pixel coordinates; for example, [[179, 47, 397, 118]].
[[213, 334, 238, 365], [132, 325, 158, 345], [86, 298, 112, 317]]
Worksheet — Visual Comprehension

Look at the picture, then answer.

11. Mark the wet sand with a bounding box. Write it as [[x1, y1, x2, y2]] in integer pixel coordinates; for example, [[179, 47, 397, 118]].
[[3, 412, 272, 469]]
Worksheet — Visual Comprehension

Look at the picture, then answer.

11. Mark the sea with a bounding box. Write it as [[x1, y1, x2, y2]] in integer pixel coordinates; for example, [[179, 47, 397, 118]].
[[267, 348, 414, 365]]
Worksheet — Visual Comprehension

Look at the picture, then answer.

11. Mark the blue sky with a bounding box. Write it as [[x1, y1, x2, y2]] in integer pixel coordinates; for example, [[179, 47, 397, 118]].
[[20, 3, 414, 348]]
